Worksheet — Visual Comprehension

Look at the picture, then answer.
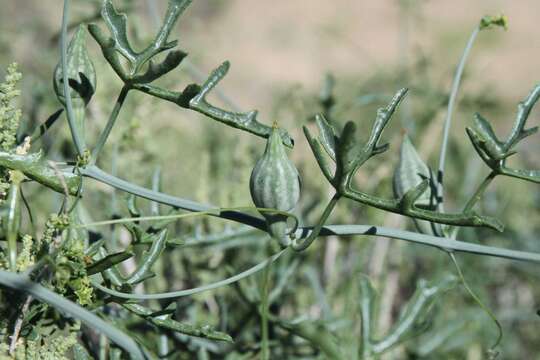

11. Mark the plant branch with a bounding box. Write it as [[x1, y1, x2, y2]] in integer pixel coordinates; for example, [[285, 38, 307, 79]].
[[260, 261, 271, 360], [91, 249, 287, 300], [449, 171, 497, 238], [436, 26, 480, 211], [91, 85, 130, 164], [79, 165, 540, 263], [60, 0, 85, 155], [292, 193, 341, 251], [448, 252, 502, 353]]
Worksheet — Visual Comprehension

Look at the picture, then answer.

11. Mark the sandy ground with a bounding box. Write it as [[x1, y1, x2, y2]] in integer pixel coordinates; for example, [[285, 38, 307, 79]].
[[2, 0, 540, 110]]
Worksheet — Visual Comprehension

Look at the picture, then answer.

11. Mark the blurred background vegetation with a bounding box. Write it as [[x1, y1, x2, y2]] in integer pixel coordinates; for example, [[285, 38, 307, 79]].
[[1, 0, 540, 358]]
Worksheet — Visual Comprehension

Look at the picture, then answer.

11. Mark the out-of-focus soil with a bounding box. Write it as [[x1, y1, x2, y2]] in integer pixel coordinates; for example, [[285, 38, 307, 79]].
[[2, 0, 539, 112]]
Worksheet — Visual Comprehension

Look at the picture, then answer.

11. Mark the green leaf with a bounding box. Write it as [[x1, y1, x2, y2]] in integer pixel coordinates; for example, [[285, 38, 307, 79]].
[[278, 320, 343, 360], [126, 229, 168, 285], [315, 114, 337, 161], [122, 303, 233, 342], [472, 113, 506, 160], [126, 193, 141, 218], [131, 50, 187, 84], [303, 125, 334, 182], [152, 318, 233, 343], [86, 250, 133, 275], [336, 121, 360, 176], [364, 88, 407, 155], [372, 275, 457, 354], [101, 0, 136, 61], [189, 61, 294, 147], [84, 239, 105, 256]]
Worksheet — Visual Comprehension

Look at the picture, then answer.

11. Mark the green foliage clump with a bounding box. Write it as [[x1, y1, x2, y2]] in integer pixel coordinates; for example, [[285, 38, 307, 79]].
[[53, 237, 94, 306], [0, 332, 77, 360], [16, 235, 35, 272], [0, 63, 21, 152], [0, 63, 22, 203], [0, 1, 539, 359]]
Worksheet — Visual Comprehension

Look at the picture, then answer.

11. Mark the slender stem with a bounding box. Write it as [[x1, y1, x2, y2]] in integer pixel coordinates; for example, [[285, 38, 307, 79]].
[[260, 261, 271, 360], [316, 224, 540, 263], [91, 249, 287, 300], [81, 165, 267, 229], [5, 175, 22, 271], [76, 206, 297, 230], [292, 193, 340, 251], [448, 252, 502, 351], [77, 212, 218, 228], [437, 26, 480, 211], [91, 85, 130, 164], [9, 296, 32, 355], [462, 172, 496, 213], [450, 171, 497, 238], [151, 166, 161, 216], [61, 0, 85, 156], [80, 165, 540, 263]]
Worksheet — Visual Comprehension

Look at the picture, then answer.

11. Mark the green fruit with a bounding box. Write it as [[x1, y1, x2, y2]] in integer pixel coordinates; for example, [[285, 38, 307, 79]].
[[53, 25, 96, 150], [250, 125, 300, 246], [53, 25, 96, 107], [393, 134, 442, 236]]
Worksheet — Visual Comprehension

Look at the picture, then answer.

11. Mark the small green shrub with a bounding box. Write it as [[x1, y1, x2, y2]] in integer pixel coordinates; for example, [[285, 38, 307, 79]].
[[0, 2, 537, 359]]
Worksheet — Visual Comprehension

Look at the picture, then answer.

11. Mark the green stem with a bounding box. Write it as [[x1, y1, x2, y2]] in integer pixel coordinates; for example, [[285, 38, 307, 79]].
[[462, 171, 497, 214], [448, 252, 502, 351], [80, 165, 540, 263], [60, 0, 85, 156], [437, 26, 480, 211], [5, 176, 22, 271], [499, 166, 540, 184], [77, 211, 218, 228], [343, 186, 502, 232], [318, 224, 540, 262], [260, 261, 271, 360], [450, 171, 497, 238], [91, 249, 287, 300], [292, 193, 340, 251], [91, 85, 130, 164]]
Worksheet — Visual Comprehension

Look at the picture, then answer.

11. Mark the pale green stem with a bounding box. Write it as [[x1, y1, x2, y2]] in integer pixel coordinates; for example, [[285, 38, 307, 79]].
[[260, 261, 271, 360], [437, 26, 480, 211], [61, 0, 85, 156], [292, 193, 340, 251], [91, 249, 287, 300], [91, 85, 130, 164], [448, 252, 502, 351], [450, 171, 497, 239], [81, 165, 540, 263]]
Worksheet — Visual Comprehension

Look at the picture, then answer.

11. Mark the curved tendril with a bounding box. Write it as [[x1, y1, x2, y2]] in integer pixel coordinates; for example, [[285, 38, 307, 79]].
[[448, 252, 503, 352], [91, 249, 287, 300], [76, 206, 298, 234]]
